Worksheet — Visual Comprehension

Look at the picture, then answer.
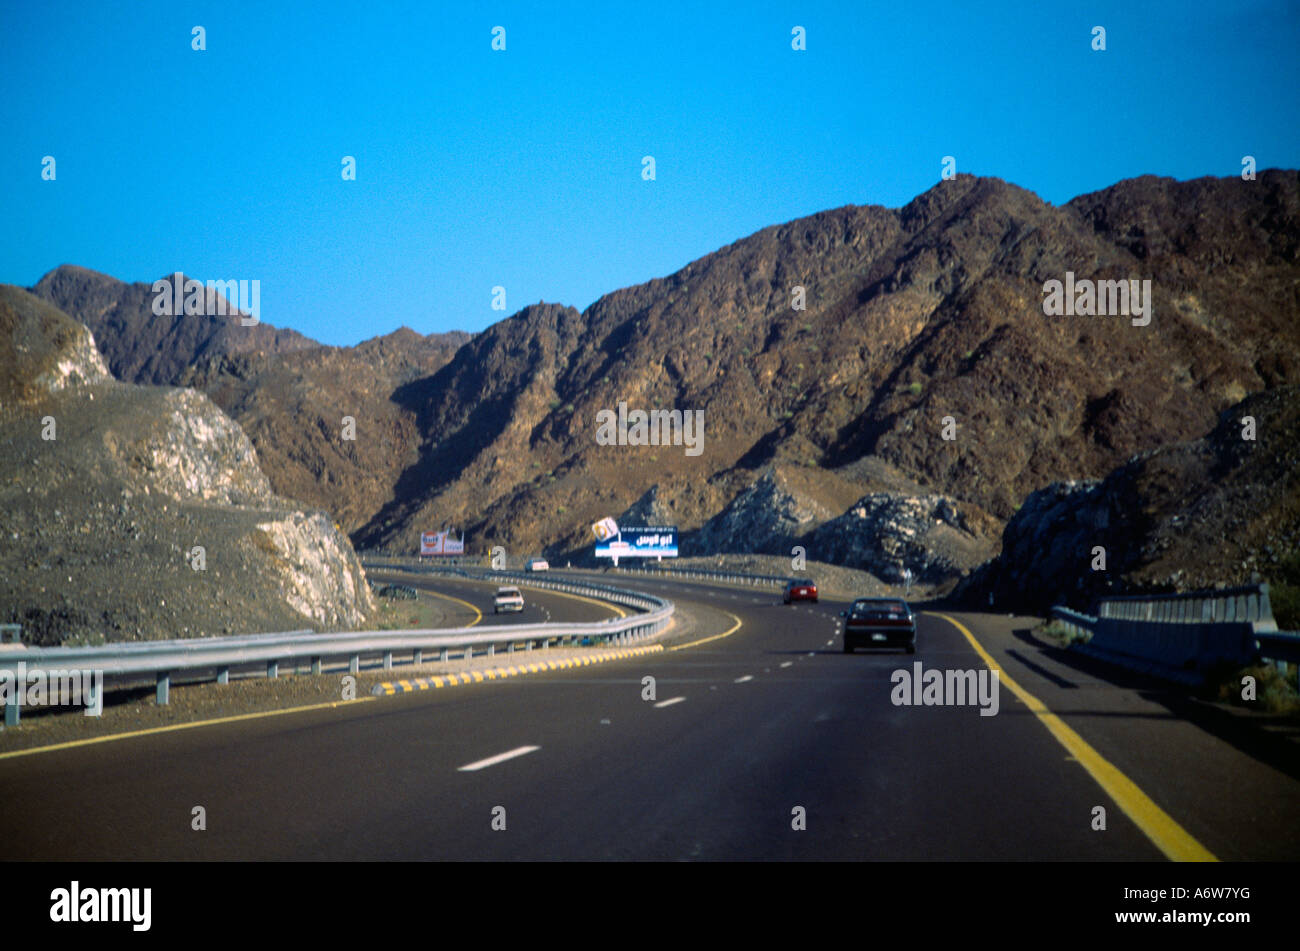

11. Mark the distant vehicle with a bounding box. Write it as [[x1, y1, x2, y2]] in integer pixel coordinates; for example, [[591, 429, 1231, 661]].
[[783, 579, 818, 604], [525, 558, 549, 572], [842, 598, 916, 653], [493, 586, 524, 614]]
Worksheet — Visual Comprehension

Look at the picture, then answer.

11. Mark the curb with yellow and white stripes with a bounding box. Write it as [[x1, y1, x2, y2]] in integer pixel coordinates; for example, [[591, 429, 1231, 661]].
[[371, 643, 664, 696]]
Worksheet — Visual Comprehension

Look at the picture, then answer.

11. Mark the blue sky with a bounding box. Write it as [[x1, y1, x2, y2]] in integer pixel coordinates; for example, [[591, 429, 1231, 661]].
[[3, 0, 1297, 346]]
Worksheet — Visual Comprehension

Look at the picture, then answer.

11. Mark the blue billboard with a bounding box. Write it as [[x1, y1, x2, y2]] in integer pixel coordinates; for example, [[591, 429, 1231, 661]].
[[594, 526, 679, 559]]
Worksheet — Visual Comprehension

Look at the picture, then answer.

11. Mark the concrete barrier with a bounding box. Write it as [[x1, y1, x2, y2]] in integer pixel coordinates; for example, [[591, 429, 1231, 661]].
[[1053, 584, 1282, 686]]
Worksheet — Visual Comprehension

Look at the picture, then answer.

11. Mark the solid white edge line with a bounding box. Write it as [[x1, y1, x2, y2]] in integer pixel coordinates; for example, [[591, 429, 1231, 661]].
[[654, 696, 687, 708], [457, 745, 541, 772]]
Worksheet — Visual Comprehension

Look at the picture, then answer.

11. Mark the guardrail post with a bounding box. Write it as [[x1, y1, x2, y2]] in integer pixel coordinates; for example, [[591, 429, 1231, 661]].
[[311, 657, 322, 675], [383, 651, 393, 670], [349, 655, 360, 675], [413, 649, 423, 665], [157, 671, 170, 705], [267, 661, 278, 679], [487, 643, 495, 656], [217, 666, 229, 685], [440, 647, 449, 662]]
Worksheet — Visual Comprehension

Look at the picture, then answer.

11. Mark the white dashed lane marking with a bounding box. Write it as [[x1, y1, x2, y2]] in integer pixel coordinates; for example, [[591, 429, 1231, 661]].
[[457, 745, 540, 772], [654, 696, 687, 708], [734, 675, 753, 683]]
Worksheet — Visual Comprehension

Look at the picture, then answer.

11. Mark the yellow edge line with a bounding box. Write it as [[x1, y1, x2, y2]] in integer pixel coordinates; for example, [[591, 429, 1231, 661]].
[[521, 585, 628, 619], [3, 642, 670, 763], [927, 612, 1217, 863], [0, 696, 379, 762], [390, 570, 628, 620], [416, 588, 483, 627], [668, 610, 743, 651]]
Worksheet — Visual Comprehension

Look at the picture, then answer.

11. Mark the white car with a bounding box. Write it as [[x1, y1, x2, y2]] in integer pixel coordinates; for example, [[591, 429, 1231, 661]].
[[525, 558, 549, 572], [493, 586, 524, 614]]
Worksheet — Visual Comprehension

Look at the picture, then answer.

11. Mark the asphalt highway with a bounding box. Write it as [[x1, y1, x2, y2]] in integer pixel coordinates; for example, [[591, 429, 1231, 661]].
[[1, 573, 1296, 860], [366, 569, 628, 630]]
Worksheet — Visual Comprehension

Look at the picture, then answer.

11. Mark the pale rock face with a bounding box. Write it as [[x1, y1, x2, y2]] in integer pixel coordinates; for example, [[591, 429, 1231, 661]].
[[691, 467, 995, 586], [136, 389, 273, 505], [691, 469, 839, 554], [253, 511, 376, 626], [808, 493, 984, 584], [32, 324, 111, 392]]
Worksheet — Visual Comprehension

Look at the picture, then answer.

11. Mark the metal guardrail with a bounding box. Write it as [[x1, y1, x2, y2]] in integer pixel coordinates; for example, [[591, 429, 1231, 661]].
[[0, 568, 672, 727], [372, 562, 670, 610], [1254, 632, 1300, 667], [361, 552, 801, 589], [611, 564, 798, 588], [1047, 606, 1097, 642]]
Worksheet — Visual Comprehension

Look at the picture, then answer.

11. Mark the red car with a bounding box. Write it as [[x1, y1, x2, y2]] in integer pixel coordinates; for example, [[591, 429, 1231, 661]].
[[783, 579, 818, 604]]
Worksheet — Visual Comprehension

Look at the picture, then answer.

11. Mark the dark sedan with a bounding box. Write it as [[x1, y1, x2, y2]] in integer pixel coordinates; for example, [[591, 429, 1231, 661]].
[[842, 598, 916, 653]]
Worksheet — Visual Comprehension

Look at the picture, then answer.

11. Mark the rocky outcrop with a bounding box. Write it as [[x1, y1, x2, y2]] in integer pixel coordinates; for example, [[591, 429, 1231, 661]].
[[617, 485, 681, 527], [958, 386, 1300, 613], [108, 388, 274, 506], [1, 284, 111, 406], [31, 266, 471, 535], [689, 469, 839, 555], [0, 285, 375, 644], [686, 467, 999, 589], [253, 512, 371, 629], [807, 493, 997, 585]]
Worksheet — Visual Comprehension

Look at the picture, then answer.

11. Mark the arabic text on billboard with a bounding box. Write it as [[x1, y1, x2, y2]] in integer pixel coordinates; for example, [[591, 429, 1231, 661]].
[[594, 526, 678, 558]]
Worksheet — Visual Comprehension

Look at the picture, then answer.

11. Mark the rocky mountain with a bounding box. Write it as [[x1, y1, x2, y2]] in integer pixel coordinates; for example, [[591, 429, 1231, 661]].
[[30, 266, 470, 534], [957, 385, 1300, 614], [353, 171, 1300, 572], [21, 170, 1299, 606], [30, 265, 318, 385], [0, 285, 112, 405], [175, 326, 470, 533], [0, 285, 375, 645]]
